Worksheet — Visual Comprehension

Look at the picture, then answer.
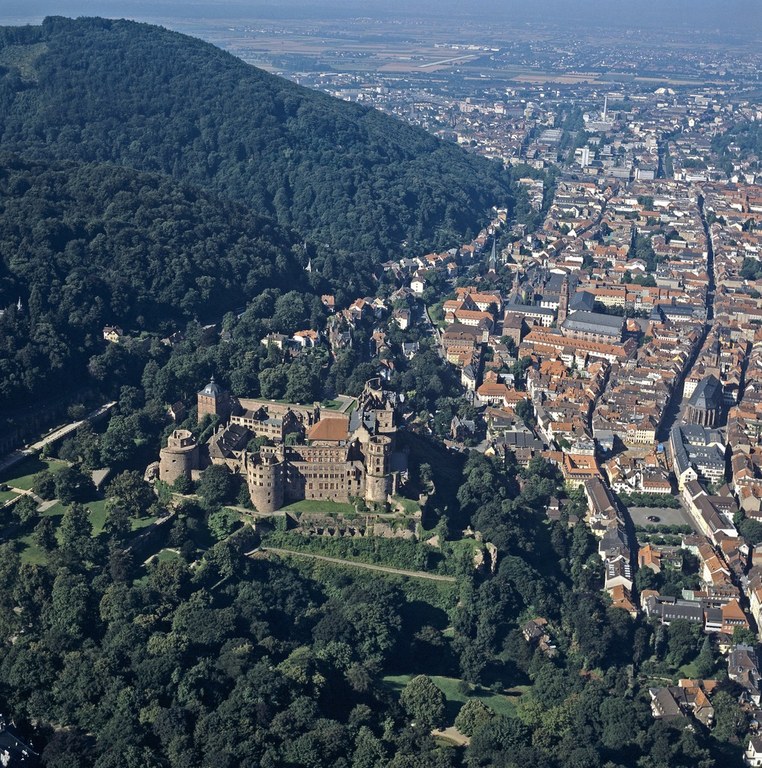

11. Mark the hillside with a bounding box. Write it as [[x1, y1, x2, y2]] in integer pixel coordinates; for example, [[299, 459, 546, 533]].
[[0, 16, 513, 260], [0, 154, 305, 406]]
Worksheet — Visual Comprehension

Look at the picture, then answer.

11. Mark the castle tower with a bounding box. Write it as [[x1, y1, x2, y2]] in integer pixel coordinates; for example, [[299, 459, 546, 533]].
[[364, 435, 392, 504], [197, 375, 229, 424], [159, 429, 199, 485], [558, 277, 570, 325], [246, 449, 284, 514]]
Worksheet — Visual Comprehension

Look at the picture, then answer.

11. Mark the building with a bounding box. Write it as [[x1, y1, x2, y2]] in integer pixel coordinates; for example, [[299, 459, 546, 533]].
[[670, 424, 726, 489], [728, 645, 762, 705], [192, 378, 403, 513], [560, 310, 624, 345], [159, 430, 199, 485], [197, 376, 232, 423], [746, 736, 762, 767], [686, 374, 723, 428]]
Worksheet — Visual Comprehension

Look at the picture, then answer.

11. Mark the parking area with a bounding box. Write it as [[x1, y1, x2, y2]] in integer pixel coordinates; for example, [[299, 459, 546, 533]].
[[627, 505, 695, 530]]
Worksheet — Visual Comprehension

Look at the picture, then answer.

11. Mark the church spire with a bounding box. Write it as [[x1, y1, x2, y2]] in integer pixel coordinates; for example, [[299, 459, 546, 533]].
[[558, 277, 570, 324], [488, 235, 497, 274]]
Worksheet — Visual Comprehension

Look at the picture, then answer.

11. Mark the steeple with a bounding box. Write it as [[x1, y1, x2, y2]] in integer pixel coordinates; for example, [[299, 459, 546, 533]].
[[488, 236, 497, 274], [558, 276, 570, 325]]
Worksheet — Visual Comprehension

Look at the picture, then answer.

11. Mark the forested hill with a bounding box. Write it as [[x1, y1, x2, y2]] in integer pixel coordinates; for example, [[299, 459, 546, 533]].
[[0, 16, 513, 259], [0, 154, 305, 405]]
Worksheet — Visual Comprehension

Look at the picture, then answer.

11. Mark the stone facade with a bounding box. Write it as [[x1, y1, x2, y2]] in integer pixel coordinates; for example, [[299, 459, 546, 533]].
[[197, 377, 401, 513], [159, 429, 199, 485]]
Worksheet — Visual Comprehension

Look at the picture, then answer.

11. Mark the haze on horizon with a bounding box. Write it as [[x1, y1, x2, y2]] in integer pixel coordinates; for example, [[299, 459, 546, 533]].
[[1, 0, 761, 36]]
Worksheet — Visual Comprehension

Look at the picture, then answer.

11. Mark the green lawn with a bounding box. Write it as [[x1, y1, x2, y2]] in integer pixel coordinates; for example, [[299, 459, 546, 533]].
[[14, 497, 159, 564], [155, 548, 182, 563], [0, 490, 20, 505], [40, 502, 66, 519], [678, 660, 701, 680], [281, 499, 356, 516], [87, 499, 110, 535], [132, 515, 159, 532], [0, 456, 67, 491], [445, 539, 481, 558], [383, 674, 526, 723], [18, 534, 48, 565], [392, 495, 422, 515]]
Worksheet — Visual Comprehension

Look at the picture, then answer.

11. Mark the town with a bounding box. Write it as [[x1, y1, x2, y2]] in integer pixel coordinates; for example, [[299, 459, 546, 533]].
[[1, 7, 762, 765]]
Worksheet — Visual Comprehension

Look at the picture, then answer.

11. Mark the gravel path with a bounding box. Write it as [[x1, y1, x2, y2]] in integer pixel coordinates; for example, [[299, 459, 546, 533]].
[[260, 546, 457, 583]]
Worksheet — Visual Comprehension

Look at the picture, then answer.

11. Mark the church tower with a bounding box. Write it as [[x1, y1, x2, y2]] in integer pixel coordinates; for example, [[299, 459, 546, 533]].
[[558, 277, 570, 325]]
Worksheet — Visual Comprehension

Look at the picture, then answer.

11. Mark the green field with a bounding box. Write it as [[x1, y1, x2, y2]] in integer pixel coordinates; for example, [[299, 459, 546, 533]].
[[14, 498, 159, 564], [281, 499, 356, 515], [154, 548, 182, 563], [18, 533, 48, 565], [0, 456, 67, 491], [86, 499, 110, 535], [40, 502, 66, 518], [391, 495, 422, 515], [383, 674, 527, 722], [0, 489, 20, 505]]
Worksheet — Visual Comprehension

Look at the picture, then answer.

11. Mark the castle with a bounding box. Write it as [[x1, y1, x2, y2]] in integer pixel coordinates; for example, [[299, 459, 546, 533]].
[[159, 377, 403, 513]]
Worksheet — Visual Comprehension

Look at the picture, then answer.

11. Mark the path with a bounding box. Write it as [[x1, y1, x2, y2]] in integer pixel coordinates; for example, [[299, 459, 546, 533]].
[[0, 401, 116, 475], [259, 547, 457, 583], [432, 727, 470, 747]]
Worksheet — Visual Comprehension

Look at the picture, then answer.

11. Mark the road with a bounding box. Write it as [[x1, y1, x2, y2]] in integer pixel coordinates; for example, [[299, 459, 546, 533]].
[[260, 546, 457, 583], [655, 193, 716, 443]]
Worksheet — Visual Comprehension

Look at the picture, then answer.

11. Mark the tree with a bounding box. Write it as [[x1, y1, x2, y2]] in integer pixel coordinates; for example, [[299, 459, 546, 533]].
[[712, 690, 748, 746], [352, 726, 386, 768], [666, 619, 701, 667], [455, 699, 494, 737], [13, 495, 39, 526], [106, 471, 155, 518], [172, 474, 193, 495], [739, 518, 762, 546], [104, 503, 133, 543], [33, 470, 57, 500], [100, 415, 135, 466], [732, 626, 757, 647], [694, 635, 716, 679], [74, 422, 102, 470], [44, 568, 93, 649], [53, 465, 94, 505], [59, 503, 94, 562], [197, 465, 234, 508], [400, 675, 446, 730], [207, 508, 242, 541], [34, 516, 58, 552]]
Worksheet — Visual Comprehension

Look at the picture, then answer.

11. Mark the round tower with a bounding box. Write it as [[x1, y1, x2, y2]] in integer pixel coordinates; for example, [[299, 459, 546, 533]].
[[159, 429, 199, 485], [364, 435, 392, 504], [247, 451, 284, 514]]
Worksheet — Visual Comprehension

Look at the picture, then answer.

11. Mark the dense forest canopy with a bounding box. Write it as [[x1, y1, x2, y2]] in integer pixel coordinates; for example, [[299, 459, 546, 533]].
[[0, 155, 306, 406], [0, 16, 513, 260]]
